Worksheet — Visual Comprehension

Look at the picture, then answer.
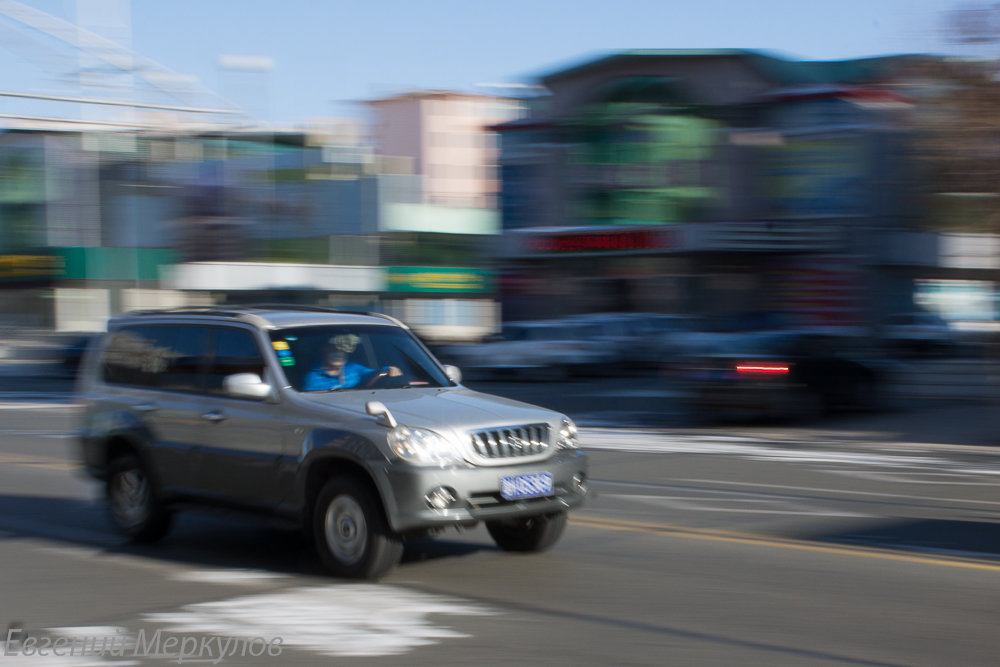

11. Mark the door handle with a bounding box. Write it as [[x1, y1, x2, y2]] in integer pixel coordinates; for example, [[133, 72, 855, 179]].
[[201, 410, 227, 424], [133, 403, 159, 413]]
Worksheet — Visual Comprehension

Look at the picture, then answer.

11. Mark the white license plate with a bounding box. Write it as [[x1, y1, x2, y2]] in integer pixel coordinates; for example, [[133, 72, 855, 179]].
[[500, 472, 553, 500]]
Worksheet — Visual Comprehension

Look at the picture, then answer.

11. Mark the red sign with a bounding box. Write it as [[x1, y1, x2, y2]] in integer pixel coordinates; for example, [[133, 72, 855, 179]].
[[523, 229, 672, 254]]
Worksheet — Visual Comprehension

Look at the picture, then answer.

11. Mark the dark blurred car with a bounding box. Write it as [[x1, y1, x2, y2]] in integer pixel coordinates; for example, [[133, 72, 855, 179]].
[[557, 312, 707, 371], [883, 311, 958, 357], [60, 333, 98, 376], [439, 320, 613, 380], [683, 330, 887, 422]]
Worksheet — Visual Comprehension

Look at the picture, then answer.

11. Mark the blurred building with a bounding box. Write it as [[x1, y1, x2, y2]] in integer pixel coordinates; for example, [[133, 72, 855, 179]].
[[368, 90, 522, 209], [0, 90, 519, 341], [4, 41, 999, 341], [492, 49, 996, 332], [359, 91, 524, 339]]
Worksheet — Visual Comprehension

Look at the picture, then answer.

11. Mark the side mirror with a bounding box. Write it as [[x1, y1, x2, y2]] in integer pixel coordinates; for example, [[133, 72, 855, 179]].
[[443, 365, 462, 384], [366, 400, 397, 427], [222, 373, 272, 400]]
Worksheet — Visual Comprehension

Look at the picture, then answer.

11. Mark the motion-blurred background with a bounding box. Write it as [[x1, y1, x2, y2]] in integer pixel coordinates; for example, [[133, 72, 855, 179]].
[[1, 1, 999, 415]]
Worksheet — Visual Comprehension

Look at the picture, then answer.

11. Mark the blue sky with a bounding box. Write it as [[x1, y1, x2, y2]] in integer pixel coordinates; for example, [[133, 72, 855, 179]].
[[0, 0, 979, 124]]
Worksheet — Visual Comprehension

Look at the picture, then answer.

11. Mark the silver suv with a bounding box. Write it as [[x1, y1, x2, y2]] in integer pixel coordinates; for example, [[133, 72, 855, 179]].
[[76, 307, 589, 578]]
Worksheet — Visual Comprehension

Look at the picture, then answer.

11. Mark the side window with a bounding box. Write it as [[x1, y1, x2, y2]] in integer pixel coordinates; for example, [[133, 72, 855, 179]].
[[103, 327, 162, 387], [206, 328, 266, 395], [158, 327, 211, 391], [102, 325, 210, 391]]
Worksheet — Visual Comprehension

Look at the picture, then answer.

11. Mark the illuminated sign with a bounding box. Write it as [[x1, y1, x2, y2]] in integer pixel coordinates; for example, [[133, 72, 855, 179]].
[[522, 229, 673, 254], [386, 267, 493, 293]]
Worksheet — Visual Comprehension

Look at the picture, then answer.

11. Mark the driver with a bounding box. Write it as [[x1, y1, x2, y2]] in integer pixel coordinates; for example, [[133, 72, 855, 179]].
[[303, 334, 402, 391]]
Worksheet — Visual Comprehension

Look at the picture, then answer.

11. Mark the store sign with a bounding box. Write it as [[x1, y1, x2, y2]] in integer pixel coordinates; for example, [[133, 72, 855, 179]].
[[522, 229, 673, 254], [0, 254, 63, 282], [386, 267, 493, 293]]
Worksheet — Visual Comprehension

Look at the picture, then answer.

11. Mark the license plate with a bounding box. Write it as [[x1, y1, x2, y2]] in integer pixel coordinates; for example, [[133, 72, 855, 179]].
[[500, 472, 553, 500]]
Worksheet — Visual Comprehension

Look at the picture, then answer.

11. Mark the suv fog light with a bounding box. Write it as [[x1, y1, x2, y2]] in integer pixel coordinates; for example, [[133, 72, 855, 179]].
[[571, 473, 587, 494], [425, 486, 458, 510]]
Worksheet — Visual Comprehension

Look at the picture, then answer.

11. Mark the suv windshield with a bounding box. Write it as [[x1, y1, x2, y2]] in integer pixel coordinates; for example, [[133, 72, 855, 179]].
[[270, 324, 450, 392]]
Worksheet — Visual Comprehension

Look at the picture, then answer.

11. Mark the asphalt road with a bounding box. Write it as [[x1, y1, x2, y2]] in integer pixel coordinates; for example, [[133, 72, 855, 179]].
[[0, 369, 998, 665]]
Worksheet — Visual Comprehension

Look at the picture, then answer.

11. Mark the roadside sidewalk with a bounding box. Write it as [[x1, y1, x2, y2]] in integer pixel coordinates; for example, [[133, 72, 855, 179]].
[[670, 402, 1000, 452]]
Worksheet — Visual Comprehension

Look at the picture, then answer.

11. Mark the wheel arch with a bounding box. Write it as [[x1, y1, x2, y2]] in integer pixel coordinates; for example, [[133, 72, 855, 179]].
[[105, 434, 140, 465], [302, 455, 388, 533], [99, 431, 166, 498]]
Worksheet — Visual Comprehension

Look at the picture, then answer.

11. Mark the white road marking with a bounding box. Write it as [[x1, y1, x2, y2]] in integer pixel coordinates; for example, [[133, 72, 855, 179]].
[[171, 569, 288, 585], [605, 493, 869, 517], [582, 429, 1000, 476], [1, 626, 138, 666], [43, 627, 128, 639], [581, 428, 946, 467], [957, 468, 1000, 476], [674, 478, 1000, 507], [821, 469, 1000, 485], [144, 584, 496, 657]]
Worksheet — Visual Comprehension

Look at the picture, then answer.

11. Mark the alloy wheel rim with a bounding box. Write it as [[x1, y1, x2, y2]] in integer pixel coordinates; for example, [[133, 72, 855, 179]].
[[324, 495, 368, 565], [112, 468, 150, 527]]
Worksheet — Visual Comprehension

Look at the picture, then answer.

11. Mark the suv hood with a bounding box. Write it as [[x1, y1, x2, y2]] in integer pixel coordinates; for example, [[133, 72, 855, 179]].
[[296, 387, 562, 436]]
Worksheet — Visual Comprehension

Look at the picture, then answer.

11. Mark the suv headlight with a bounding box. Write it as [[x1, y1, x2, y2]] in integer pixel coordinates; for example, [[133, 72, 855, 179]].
[[388, 426, 464, 466], [557, 418, 579, 449]]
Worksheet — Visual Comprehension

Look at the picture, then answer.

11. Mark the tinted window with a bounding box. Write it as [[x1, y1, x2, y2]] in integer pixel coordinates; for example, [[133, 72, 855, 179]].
[[102, 325, 210, 391], [206, 328, 267, 394]]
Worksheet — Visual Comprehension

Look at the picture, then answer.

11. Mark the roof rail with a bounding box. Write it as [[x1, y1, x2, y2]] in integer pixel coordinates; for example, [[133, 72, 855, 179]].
[[237, 303, 341, 313], [119, 304, 404, 326], [122, 307, 251, 318], [237, 304, 400, 323]]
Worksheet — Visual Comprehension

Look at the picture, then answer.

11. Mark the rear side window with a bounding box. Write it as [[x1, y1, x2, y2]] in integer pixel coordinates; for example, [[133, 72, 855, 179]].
[[205, 328, 267, 394], [102, 325, 211, 391]]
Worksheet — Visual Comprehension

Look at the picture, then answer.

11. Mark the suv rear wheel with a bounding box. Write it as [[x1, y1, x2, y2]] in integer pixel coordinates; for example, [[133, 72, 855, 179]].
[[486, 511, 568, 552], [314, 476, 403, 579], [106, 454, 172, 543]]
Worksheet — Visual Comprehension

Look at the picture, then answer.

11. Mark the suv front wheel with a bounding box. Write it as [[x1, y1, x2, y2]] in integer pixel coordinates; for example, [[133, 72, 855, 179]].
[[314, 476, 403, 579], [486, 511, 568, 552], [106, 453, 172, 543]]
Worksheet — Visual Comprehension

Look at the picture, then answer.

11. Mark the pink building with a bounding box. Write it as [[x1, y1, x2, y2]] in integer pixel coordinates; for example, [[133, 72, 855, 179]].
[[368, 91, 523, 209]]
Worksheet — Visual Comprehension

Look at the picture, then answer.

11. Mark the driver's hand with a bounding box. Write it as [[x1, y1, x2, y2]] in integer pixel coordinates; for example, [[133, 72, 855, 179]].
[[386, 366, 402, 377]]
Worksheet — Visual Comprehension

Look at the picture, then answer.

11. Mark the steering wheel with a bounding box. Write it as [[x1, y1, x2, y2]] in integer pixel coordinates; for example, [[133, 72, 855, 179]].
[[366, 367, 392, 388]]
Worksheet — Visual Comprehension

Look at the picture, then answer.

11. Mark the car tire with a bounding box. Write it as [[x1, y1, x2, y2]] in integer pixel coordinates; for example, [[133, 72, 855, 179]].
[[486, 511, 568, 552], [788, 388, 825, 423], [851, 374, 876, 411], [314, 476, 403, 579], [106, 454, 172, 543]]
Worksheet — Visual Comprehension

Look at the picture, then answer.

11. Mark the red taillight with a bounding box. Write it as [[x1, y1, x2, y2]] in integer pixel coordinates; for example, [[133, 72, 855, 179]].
[[736, 363, 789, 374]]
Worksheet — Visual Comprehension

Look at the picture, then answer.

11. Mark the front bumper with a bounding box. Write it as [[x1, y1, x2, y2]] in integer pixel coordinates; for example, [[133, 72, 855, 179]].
[[382, 448, 589, 532]]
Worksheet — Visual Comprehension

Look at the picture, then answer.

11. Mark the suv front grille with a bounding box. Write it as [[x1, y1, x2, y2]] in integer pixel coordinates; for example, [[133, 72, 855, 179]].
[[469, 424, 550, 459]]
